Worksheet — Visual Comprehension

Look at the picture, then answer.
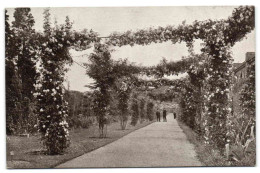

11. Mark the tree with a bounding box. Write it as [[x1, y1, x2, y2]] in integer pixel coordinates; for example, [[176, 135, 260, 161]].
[[81, 93, 94, 118], [64, 90, 88, 128], [5, 10, 23, 134], [9, 8, 39, 134], [12, 8, 38, 101]]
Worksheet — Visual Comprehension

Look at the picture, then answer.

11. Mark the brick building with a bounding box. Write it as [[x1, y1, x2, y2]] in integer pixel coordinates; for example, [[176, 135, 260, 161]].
[[233, 52, 255, 85], [232, 52, 255, 115]]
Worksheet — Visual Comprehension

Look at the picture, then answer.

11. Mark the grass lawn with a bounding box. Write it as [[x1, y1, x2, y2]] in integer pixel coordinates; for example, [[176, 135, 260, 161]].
[[6, 120, 154, 169]]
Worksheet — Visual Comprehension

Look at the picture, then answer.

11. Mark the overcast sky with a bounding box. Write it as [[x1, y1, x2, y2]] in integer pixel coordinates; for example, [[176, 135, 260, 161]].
[[7, 7, 255, 92]]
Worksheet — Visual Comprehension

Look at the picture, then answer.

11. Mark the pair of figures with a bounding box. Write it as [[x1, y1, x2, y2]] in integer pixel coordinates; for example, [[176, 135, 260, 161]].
[[156, 109, 167, 122]]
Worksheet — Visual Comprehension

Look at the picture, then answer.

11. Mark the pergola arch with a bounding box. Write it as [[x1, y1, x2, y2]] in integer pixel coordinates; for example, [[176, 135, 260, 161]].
[[31, 6, 254, 153], [86, 5, 254, 149]]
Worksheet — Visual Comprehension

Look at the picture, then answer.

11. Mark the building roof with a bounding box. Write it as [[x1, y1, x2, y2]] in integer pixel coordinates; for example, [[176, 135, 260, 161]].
[[246, 52, 255, 62], [234, 62, 246, 73], [234, 52, 255, 73], [233, 63, 242, 69]]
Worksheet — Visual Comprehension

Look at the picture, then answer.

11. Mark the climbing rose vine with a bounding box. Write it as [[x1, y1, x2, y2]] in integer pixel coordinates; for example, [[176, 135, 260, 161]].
[[35, 9, 98, 154]]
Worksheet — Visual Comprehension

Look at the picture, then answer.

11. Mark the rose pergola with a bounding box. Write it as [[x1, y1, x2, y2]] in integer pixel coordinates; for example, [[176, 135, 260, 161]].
[[102, 6, 254, 149], [31, 6, 254, 154]]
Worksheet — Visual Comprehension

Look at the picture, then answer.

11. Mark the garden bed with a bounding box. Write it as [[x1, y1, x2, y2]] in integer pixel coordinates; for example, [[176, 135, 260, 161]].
[[177, 120, 229, 166], [177, 119, 255, 167]]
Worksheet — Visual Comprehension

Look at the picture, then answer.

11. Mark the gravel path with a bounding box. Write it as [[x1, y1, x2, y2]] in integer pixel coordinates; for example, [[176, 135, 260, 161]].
[[57, 113, 202, 168]]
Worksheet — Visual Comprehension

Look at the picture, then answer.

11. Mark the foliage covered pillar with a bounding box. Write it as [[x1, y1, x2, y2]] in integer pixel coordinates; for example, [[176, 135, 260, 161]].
[[201, 6, 255, 150], [86, 43, 114, 137], [202, 39, 233, 149], [35, 10, 71, 154], [115, 77, 132, 130], [35, 9, 98, 154]]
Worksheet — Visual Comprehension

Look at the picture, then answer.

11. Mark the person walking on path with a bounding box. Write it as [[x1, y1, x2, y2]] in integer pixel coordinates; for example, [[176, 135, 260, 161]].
[[163, 109, 167, 122], [173, 112, 177, 119], [156, 108, 160, 122]]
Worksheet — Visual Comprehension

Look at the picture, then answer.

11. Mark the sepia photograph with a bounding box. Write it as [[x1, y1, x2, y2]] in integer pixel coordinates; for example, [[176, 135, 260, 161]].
[[5, 5, 255, 169]]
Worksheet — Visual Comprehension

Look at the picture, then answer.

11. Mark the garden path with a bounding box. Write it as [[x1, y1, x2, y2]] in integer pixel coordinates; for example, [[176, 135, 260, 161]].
[[57, 113, 201, 168]]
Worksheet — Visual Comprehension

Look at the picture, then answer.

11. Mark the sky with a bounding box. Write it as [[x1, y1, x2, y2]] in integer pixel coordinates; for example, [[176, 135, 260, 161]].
[[7, 7, 255, 92]]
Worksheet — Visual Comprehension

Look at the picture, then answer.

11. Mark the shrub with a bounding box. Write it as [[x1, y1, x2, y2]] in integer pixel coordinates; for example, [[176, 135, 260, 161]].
[[130, 93, 139, 126], [139, 98, 146, 123], [70, 114, 93, 129]]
